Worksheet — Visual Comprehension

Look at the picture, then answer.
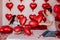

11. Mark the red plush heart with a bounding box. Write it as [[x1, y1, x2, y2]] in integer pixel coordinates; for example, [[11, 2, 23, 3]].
[[14, 26, 23, 32], [23, 26, 31, 35], [30, 3, 37, 11], [17, 14, 24, 19], [5, 14, 12, 21], [17, 4, 25, 12], [54, 5, 60, 14], [6, 2, 13, 11], [29, 21, 39, 27], [42, 3, 51, 9], [44, 0, 49, 2], [19, 17, 27, 25], [1, 25, 13, 33]]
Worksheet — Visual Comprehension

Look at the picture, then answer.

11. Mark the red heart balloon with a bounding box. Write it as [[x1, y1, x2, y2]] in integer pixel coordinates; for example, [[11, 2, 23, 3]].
[[29, 21, 39, 27], [38, 10, 43, 15], [17, 14, 24, 19], [14, 26, 23, 32], [42, 3, 51, 9], [58, 24, 60, 29], [29, 14, 43, 23], [57, 0, 60, 3], [38, 10, 46, 22], [30, 3, 37, 11], [0, 27, 4, 33], [5, 14, 12, 21], [23, 26, 31, 36], [32, 0, 35, 2], [23, 25, 31, 29], [44, 0, 49, 2], [6, 2, 13, 11], [54, 5, 60, 14], [29, 14, 36, 20], [19, 17, 27, 25], [43, 16, 46, 22], [55, 14, 60, 21], [17, 4, 25, 12], [36, 15, 43, 23], [20, 0, 23, 3], [1, 25, 13, 33]]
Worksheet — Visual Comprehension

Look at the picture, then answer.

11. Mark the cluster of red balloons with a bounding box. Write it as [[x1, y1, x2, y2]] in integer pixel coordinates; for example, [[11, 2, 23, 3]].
[[5, 0, 48, 36], [4, 10, 46, 35], [54, 3, 60, 21], [0, 25, 31, 36], [6, 0, 37, 12]]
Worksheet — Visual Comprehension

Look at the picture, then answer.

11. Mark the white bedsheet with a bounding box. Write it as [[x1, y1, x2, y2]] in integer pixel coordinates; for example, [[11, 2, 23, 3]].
[[6, 30, 60, 40]]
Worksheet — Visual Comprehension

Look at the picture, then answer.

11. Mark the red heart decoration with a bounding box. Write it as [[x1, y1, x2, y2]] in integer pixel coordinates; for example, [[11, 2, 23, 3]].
[[19, 17, 27, 25], [23, 26, 31, 36], [5, 14, 12, 21], [29, 20, 39, 27], [42, 3, 51, 9], [29, 14, 36, 20], [57, 0, 60, 3], [43, 16, 46, 22], [1, 25, 13, 33], [54, 5, 60, 14], [38, 10, 43, 15], [58, 24, 60, 29], [30, 3, 37, 11], [17, 4, 25, 12], [36, 15, 43, 23], [32, 0, 35, 2], [20, 0, 23, 3], [17, 14, 24, 19], [6, 2, 13, 11], [38, 10, 46, 22], [55, 14, 60, 21], [44, 0, 49, 2], [29, 14, 43, 23], [0, 27, 4, 33], [14, 26, 23, 32], [23, 25, 31, 29]]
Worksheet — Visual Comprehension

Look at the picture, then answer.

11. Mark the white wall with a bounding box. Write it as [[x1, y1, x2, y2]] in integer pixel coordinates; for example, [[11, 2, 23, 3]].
[[2, 0, 59, 25], [0, 0, 2, 26]]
